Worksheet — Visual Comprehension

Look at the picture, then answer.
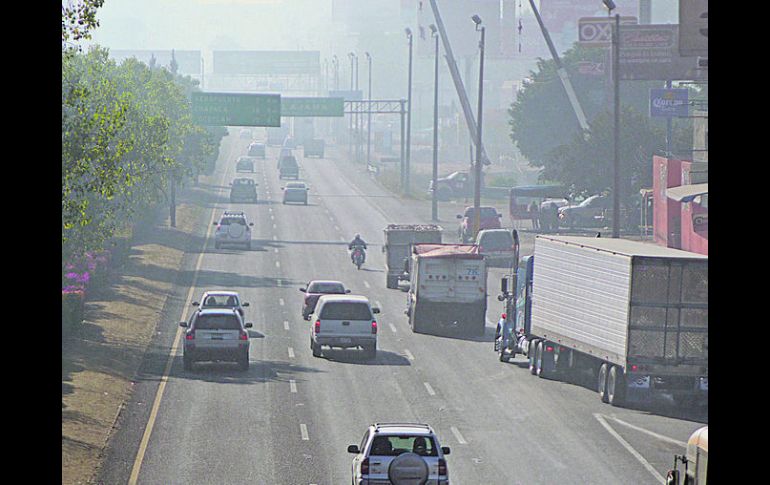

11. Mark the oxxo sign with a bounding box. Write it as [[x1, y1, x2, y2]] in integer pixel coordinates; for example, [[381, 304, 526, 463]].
[[578, 16, 637, 46]]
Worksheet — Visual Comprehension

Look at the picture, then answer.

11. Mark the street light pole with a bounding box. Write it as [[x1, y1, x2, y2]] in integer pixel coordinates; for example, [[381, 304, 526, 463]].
[[348, 52, 355, 160], [472, 15, 485, 239], [365, 52, 372, 169], [430, 24, 440, 221], [612, 13, 620, 238], [405, 27, 414, 196]]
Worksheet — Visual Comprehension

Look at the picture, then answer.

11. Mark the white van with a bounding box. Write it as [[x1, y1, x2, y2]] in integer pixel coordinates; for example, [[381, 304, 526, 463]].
[[309, 295, 380, 359]]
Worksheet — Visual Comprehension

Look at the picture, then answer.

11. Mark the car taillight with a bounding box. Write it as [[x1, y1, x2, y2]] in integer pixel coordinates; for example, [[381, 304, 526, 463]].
[[361, 457, 369, 475], [371, 321, 377, 334], [438, 458, 447, 475], [239, 331, 248, 341], [185, 330, 195, 340], [545, 345, 554, 352], [315, 320, 320, 333]]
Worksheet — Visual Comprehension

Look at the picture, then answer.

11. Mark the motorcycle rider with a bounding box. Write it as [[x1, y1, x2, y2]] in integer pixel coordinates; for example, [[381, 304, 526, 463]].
[[348, 233, 368, 263]]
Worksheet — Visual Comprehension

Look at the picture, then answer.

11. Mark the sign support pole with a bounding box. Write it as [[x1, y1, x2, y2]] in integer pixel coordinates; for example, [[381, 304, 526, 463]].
[[612, 13, 621, 238]]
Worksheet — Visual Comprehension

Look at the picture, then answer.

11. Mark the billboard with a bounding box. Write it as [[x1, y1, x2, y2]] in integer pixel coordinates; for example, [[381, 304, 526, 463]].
[[109, 50, 201, 75], [540, 0, 637, 52], [213, 51, 320, 76], [617, 25, 706, 81], [678, 0, 708, 57], [649, 88, 689, 118]]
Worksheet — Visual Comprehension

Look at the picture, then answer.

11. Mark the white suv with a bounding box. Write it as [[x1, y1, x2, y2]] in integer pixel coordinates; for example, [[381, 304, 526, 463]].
[[348, 423, 451, 485], [309, 295, 379, 359], [213, 211, 253, 250]]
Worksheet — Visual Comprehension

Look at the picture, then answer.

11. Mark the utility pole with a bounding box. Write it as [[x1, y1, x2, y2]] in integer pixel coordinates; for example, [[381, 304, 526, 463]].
[[472, 15, 485, 239], [612, 13, 621, 238], [400, 99, 407, 191], [430, 24, 440, 221], [405, 28, 414, 196], [365, 52, 373, 169]]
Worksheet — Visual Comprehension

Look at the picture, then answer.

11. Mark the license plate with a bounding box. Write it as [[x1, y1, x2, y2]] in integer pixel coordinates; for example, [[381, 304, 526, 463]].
[[211, 335, 223, 340], [338, 338, 351, 344]]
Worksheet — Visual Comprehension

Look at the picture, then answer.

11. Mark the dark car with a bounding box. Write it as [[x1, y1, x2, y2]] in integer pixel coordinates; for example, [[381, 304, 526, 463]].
[[299, 280, 350, 320], [456, 206, 502, 243], [229, 178, 258, 203], [278, 155, 299, 180], [247, 142, 266, 158], [236, 156, 254, 173], [558, 195, 611, 228]]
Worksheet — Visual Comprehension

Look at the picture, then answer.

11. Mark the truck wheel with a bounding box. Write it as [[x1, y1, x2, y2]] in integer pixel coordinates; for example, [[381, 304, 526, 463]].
[[528, 340, 539, 375], [598, 363, 609, 403], [607, 365, 625, 407], [498, 344, 509, 362], [410, 306, 424, 334], [386, 274, 397, 289], [312, 340, 322, 357]]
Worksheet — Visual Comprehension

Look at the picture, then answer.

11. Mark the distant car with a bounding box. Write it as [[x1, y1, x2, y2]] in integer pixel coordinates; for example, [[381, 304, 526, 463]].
[[192, 290, 250, 317], [309, 295, 379, 359], [247, 142, 266, 159], [299, 280, 350, 320], [236, 156, 254, 173], [303, 138, 325, 158], [348, 423, 451, 485], [475, 229, 515, 267], [213, 210, 253, 250], [456, 206, 502, 243], [282, 181, 309, 205], [239, 129, 252, 139], [278, 155, 299, 180], [180, 308, 252, 371], [229, 178, 258, 203], [277, 148, 293, 168], [558, 195, 610, 228]]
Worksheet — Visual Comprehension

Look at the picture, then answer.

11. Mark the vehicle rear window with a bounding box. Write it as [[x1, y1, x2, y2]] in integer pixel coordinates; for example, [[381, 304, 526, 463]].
[[369, 435, 438, 457], [464, 207, 498, 218], [319, 302, 372, 320], [479, 231, 513, 249], [308, 282, 345, 294], [220, 217, 246, 226], [194, 314, 241, 330]]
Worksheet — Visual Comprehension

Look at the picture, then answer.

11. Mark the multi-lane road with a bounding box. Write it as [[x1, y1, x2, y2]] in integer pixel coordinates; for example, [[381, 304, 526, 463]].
[[99, 131, 707, 484]]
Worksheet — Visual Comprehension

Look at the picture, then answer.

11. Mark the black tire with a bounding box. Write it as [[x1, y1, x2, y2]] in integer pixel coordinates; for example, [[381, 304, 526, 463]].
[[215, 242, 221, 250], [183, 354, 193, 371], [386, 275, 397, 289], [409, 305, 423, 334], [246, 241, 251, 250], [535, 342, 544, 377], [607, 365, 625, 407], [238, 351, 249, 371], [598, 363, 610, 403], [498, 343, 509, 362], [364, 344, 377, 360], [312, 340, 322, 357], [528, 340, 539, 375]]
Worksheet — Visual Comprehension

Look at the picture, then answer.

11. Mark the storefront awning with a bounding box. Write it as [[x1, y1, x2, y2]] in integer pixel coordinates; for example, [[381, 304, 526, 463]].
[[666, 183, 708, 203]]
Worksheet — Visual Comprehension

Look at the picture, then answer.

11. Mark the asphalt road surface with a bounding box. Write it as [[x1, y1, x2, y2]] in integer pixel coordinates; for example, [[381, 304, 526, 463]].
[[99, 132, 707, 485]]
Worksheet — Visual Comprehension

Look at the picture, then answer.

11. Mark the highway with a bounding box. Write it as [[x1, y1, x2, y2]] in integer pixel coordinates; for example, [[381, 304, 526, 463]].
[[99, 131, 707, 484]]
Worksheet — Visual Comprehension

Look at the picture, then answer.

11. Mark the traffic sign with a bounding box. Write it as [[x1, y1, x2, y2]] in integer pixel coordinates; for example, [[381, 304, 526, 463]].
[[191, 92, 281, 127], [281, 97, 345, 117], [578, 16, 637, 46]]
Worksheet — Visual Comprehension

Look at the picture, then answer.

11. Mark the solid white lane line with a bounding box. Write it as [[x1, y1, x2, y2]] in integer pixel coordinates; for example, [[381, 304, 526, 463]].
[[450, 426, 468, 445], [270, 215, 274, 220], [364, 281, 370, 289], [300, 423, 309, 440], [284, 320, 290, 330], [389, 323, 398, 333], [423, 382, 436, 396], [594, 414, 665, 484], [288, 347, 295, 359], [607, 415, 687, 448], [279, 298, 285, 306], [289, 380, 297, 393], [273, 223, 277, 229], [404, 349, 415, 361]]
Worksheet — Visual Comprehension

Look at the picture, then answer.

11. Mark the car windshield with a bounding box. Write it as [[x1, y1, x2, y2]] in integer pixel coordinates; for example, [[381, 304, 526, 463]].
[[464, 207, 498, 218], [308, 282, 345, 294], [369, 435, 438, 457], [319, 302, 372, 320], [479, 232, 513, 249], [194, 314, 241, 330]]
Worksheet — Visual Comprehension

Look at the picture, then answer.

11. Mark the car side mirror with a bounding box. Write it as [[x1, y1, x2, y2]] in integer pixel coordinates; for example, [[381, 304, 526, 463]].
[[347, 445, 360, 454], [345, 289, 351, 294], [501, 277, 508, 294], [441, 446, 451, 455], [179, 322, 188, 327], [242, 302, 250, 307], [372, 308, 380, 314], [299, 288, 306, 293], [244, 322, 253, 328], [456, 214, 462, 219], [249, 223, 254, 226]]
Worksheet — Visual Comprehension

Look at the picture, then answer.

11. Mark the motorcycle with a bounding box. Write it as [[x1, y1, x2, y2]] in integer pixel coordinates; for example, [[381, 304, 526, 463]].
[[351, 247, 366, 270]]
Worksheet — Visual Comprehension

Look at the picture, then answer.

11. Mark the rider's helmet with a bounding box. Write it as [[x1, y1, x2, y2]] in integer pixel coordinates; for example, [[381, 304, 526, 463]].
[[355, 233, 360, 239]]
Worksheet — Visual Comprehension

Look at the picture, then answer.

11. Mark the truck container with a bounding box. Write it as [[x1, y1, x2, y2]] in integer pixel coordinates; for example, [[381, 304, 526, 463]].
[[304, 138, 325, 158], [497, 235, 707, 407], [382, 224, 443, 289], [406, 244, 487, 336]]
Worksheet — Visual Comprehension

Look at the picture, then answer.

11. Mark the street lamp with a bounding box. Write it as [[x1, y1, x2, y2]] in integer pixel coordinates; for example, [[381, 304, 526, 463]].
[[471, 15, 485, 239], [348, 52, 357, 160], [430, 24, 440, 221], [405, 27, 413, 195], [365, 52, 373, 170]]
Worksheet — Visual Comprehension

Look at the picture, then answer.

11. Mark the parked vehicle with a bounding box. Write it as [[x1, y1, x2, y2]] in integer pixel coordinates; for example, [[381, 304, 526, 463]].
[[213, 211, 253, 250], [309, 295, 380, 359], [456, 206, 502, 243], [666, 426, 708, 485], [475, 229, 515, 267], [348, 423, 450, 485], [497, 235, 708, 408], [180, 309, 252, 371], [278, 155, 299, 179], [235, 156, 254, 173], [382, 224, 443, 289], [192, 290, 250, 317], [299, 280, 351, 320], [229, 178, 258, 203], [281, 181, 309, 205], [406, 244, 487, 336], [557, 194, 610, 228], [508, 184, 568, 227], [303, 138, 325, 158], [429, 170, 482, 200], [247, 142, 266, 158]]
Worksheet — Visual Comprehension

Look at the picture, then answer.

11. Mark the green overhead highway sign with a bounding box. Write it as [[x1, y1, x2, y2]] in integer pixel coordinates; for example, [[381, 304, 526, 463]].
[[281, 97, 345, 117], [191, 92, 281, 126]]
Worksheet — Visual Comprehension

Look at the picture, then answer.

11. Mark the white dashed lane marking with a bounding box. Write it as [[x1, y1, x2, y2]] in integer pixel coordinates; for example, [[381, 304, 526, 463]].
[[364, 281, 370, 289], [404, 349, 415, 361], [284, 321, 290, 330], [288, 347, 295, 359], [290, 380, 297, 393], [279, 298, 285, 306], [423, 382, 436, 396], [300, 423, 309, 440], [389, 323, 397, 333], [450, 426, 468, 445]]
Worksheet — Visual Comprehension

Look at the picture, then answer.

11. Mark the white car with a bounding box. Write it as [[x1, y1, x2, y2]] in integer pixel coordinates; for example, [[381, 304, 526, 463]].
[[213, 211, 253, 250], [282, 182, 309, 205], [192, 290, 250, 317], [309, 295, 379, 359], [348, 423, 450, 485]]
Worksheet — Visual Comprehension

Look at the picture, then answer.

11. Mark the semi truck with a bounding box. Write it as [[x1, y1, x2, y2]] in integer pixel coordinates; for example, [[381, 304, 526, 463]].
[[496, 235, 708, 407], [382, 224, 443, 289], [406, 244, 487, 336]]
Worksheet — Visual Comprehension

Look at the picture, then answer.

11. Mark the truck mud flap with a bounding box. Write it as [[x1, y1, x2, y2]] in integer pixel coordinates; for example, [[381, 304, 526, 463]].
[[414, 301, 486, 335]]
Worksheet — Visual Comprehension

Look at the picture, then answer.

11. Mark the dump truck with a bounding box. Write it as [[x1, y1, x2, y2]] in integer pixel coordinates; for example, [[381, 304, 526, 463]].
[[496, 235, 708, 408], [382, 224, 443, 289], [406, 244, 487, 336]]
